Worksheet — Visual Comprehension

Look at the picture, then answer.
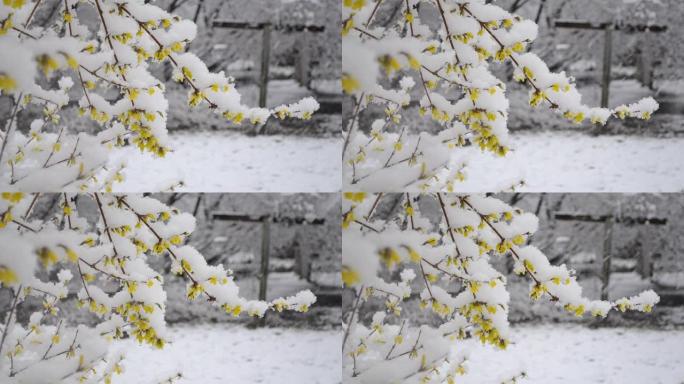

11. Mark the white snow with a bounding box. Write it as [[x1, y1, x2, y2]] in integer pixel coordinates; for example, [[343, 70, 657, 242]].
[[110, 131, 340, 192], [116, 324, 341, 384], [458, 324, 684, 384], [457, 131, 684, 192]]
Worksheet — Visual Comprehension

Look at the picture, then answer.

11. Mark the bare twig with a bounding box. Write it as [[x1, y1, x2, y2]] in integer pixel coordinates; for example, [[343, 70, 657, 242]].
[[342, 285, 365, 351], [0, 285, 22, 359]]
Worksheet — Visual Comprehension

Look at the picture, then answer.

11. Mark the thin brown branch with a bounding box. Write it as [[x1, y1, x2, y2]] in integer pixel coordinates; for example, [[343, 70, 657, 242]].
[[342, 285, 365, 351], [0, 285, 22, 359], [24, 0, 43, 27]]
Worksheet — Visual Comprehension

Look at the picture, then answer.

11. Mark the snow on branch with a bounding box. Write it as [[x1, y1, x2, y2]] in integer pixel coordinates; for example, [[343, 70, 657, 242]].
[[0, 0, 319, 191], [0, 192, 315, 383], [341, 192, 659, 383], [342, 0, 660, 191]]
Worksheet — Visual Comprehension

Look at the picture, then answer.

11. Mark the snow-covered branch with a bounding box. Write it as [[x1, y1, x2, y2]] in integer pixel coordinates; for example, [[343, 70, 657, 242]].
[[0, 192, 316, 383], [342, 0, 659, 191], [342, 192, 659, 383], [0, 0, 319, 191]]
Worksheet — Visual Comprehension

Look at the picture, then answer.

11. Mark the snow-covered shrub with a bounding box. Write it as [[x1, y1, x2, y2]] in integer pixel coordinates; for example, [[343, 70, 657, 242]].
[[0, 192, 316, 383], [342, 0, 659, 191], [0, 0, 319, 191], [342, 192, 659, 383]]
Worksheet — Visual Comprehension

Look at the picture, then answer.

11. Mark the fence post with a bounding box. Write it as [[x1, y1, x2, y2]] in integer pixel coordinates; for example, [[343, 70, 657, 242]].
[[257, 215, 271, 326], [600, 217, 613, 300], [259, 23, 272, 108], [296, 33, 311, 88], [638, 242, 653, 279], [641, 34, 654, 90], [600, 26, 613, 108]]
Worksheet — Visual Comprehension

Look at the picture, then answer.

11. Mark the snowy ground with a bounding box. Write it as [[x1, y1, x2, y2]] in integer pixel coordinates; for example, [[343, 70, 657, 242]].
[[116, 324, 341, 384], [457, 131, 684, 192], [110, 130, 340, 192], [116, 323, 684, 384], [458, 324, 684, 384]]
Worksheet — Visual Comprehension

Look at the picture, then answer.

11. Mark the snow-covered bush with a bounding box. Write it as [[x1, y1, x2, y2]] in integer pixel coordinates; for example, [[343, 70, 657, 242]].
[[0, 0, 319, 191], [342, 0, 659, 191], [342, 192, 659, 383], [0, 192, 316, 383]]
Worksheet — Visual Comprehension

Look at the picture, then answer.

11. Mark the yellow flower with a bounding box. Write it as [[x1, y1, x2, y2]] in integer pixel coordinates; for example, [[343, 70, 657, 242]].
[[0, 15, 13, 36], [523, 259, 535, 273], [343, 0, 366, 10], [512, 234, 525, 245], [342, 17, 354, 36], [297, 304, 309, 312], [407, 247, 421, 263], [180, 259, 193, 273], [127, 281, 138, 294], [3, 0, 25, 9], [0, 74, 16, 92], [186, 283, 204, 300], [38, 248, 59, 268], [379, 55, 401, 76], [153, 240, 169, 254], [169, 234, 182, 245], [341, 266, 359, 286], [342, 210, 355, 229], [128, 88, 140, 102], [65, 248, 78, 263], [342, 74, 359, 94], [273, 298, 287, 312], [469, 281, 481, 295], [343, 192, 366, 203], [37, 54, 59, 76], [394, 141, 403, 151], [170, 42, 184, 52], [181, 66, 193, 80], [379, 247, 401, 269], [1, 192, 22, 203], [188, 90, 204, 107], [522, 66, 534, 80], [0, 267, 17, 286], [512, 41, 525, 53], [529, 283, 547, 300]]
